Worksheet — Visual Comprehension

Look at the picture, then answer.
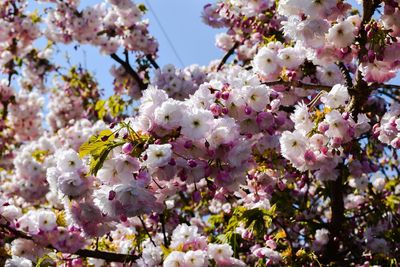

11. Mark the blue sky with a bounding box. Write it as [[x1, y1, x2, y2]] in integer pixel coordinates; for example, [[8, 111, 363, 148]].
[[27, 0, 223, 95]]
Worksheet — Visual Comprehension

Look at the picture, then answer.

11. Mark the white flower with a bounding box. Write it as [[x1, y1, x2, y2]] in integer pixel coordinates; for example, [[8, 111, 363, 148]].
[[10, 239, 42, 261], [215, 32, 235, 51], [142, 144, 172, 169], [324, 110, 348, 139], [170, 224, 200, 248], [58, 172, 88, 197], [321, 84, 350, 108], [278, 47, 305, 69], [207, 118, 239, 148], [56, 149, 82, 172], [87, 258, 105, 267], [280, 130, 308, 159], [316, 64, 343, 86], [140, 86, 168, 116], [163, 251, 186, 267], [154, 99, 184, 129], [327, 20, 356, 48], [348, 174, 369, 191], [94, 181, 160, 217], [98, 155, 140, 185], [184, 250, 208, 267], [253, 47, 280, 76], [372, 173, 386, 192], [253, 247, 282, 263], [37, 210, 57, 232], [282, 17, 329, 48], [5, 256, 33, 267], [181, 108, 214, 140], [141, 241, 163, 266], [315, 228, 329, 245], [277, 0, 308, 16], [291, 102, 314, 134], [243, 85, 270, 112], [208, 243, 233, 261], [0, 205, 22, 222], [304, 0, 338, 18]]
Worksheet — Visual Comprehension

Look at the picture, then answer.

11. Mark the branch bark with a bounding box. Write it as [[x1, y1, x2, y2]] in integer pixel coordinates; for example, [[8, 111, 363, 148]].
[[110, 53, 147, 90], [336, 62, 353, 88]]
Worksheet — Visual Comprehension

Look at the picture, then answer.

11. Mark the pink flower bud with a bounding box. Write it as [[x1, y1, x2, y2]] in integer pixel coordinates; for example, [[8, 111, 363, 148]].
[[188, 159, 197, 168], [221, 91, 230, 100], [244, 105, 252, 115], [122, 143, 134, 154], [108, 190, 116, 201], [184, 140, 193, 149]]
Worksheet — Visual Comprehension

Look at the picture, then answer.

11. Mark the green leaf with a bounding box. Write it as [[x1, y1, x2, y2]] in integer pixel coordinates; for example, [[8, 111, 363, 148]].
[[78, 129, 123, 175], [35, 255, 53, 267]]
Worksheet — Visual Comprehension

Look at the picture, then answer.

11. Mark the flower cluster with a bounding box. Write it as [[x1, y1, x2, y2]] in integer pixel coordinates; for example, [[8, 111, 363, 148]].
[[44, 0, 158, 55], [280, 85, 371, 180], [46, 68, 100, 131], [152, 64, 207, 100], [6, 90, 44, 142], [142, 224, 249, 267], [1, 0, 400, 266]]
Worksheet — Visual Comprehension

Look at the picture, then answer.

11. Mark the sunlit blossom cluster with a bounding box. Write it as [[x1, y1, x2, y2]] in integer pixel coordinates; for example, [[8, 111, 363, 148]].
[[1, 0, 400, 266]]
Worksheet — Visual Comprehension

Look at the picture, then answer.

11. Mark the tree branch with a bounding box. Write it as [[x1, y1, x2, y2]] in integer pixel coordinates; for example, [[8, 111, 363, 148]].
[[336, 62, 353, 88], [110, 53, 147, 90], [262, 80, 332, 91], [146, 54, 160, 69], [377, 90, 400, 103], [1, 222, 140, 263], [217, 42, 240, 71], [139, 216, 156, 247], [372, 83, 400, 91], [322, 166, 346, 264], [160, 213, 169, 248]]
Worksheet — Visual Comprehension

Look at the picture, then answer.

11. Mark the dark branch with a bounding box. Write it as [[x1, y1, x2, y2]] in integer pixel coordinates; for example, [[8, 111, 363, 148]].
[[139, 216, 156, 247], [74, 248, 139, 263], [110, 53, 146, 90], [336, 62, 353, 88], [160, 213, 169, 248], [262, 80, 332, 91], [378, 90, 400, 103], [372, 83, 400, 91], [146, 54, 160, 69], [1, 222, 140, 263], [217, 42, 240, 71]]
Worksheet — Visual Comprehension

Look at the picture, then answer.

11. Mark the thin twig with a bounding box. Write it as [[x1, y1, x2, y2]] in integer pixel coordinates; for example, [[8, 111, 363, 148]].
[[160, 213, 169, 248], [138, 216, 156, 247], [217, 42, 240, 71]]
